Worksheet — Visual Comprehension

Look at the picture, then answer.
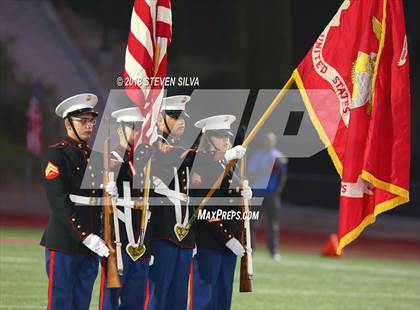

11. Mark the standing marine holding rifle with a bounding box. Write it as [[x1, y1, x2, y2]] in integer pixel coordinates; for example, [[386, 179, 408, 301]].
[[99, 107, 154, 309], [191, 115, 252, 310], [41, 93, 109, 310]]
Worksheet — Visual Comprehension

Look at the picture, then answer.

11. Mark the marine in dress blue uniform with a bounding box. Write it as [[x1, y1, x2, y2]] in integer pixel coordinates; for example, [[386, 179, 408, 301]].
[[147, 96, 198, 310], [190, 115, 252, 310], [41, 94, 110, 310], [99, 107, 153, 310]]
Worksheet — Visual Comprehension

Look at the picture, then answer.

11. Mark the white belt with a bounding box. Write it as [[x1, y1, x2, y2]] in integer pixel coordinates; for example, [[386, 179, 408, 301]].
[[70, 194, 134, 208], [70, 195, 103, 206], [70, 194, 184, 208]]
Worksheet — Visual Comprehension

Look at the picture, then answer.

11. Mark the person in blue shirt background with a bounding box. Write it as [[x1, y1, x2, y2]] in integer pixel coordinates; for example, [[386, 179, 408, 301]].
[[248, 132, 288, 260]]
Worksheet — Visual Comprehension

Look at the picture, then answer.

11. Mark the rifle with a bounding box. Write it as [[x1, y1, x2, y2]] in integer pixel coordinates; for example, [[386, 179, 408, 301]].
[[239, 157, 253, 292], [110, 172, 123, 275], [103, 127, 122, 288]]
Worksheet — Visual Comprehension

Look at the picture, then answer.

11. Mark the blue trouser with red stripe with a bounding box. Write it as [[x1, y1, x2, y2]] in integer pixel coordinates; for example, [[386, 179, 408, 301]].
[[99, 252, 150, 310], [191, 247, 237, 310], [45, 249, 99, 310], [147, 240, 193, 310]]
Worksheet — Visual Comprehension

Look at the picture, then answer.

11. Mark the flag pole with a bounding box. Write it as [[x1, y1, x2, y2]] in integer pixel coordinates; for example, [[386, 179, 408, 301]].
[[242, 74, 294, 147], [179, 74, 296, 239], [138, 37, 162, 251]]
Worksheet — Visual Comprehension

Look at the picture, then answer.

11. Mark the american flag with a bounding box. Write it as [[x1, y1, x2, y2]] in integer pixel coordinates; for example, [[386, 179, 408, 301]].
[[124, 0, 172, 144], [26, 86, 43, 156]]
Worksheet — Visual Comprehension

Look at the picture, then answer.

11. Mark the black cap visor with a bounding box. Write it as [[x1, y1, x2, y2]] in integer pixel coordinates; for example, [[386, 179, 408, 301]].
[[205, 129, 233, 137], [164, 110, 189, 119], [67, 108, 98, 118]]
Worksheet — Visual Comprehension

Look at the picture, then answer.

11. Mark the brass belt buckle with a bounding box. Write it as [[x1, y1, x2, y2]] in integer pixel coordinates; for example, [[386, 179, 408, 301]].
[[89, 197, 97, 206]]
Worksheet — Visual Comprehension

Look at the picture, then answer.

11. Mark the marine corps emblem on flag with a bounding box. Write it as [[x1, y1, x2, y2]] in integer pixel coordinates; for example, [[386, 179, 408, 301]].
[[351, 51, 376, 114], [45, 161, 60, 180]]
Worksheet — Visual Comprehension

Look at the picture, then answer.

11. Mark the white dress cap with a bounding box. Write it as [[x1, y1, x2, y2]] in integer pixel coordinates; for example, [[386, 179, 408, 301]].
[[194, 115, 236, 133], [161, 95, 191, 111], [111, 107, 145, 123], [55, 93, 98, 118]]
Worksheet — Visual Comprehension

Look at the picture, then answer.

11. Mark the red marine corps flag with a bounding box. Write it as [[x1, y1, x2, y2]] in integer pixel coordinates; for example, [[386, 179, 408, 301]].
[[293, 0, 410, 253], [124, 0, 172, 144]]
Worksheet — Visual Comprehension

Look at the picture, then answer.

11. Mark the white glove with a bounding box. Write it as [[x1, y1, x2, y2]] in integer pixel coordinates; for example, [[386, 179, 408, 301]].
[[192, 246, 197, 258], [224, 145, 246, 161], [105, 181, 118, 199], [82, 234, 110, 257], [225, 237, 245, 257], [241, 185, 253, 200]]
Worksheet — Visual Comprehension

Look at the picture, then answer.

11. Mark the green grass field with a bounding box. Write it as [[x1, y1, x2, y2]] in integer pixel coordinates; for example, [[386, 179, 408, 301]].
[[0, 227, 419, 310]]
